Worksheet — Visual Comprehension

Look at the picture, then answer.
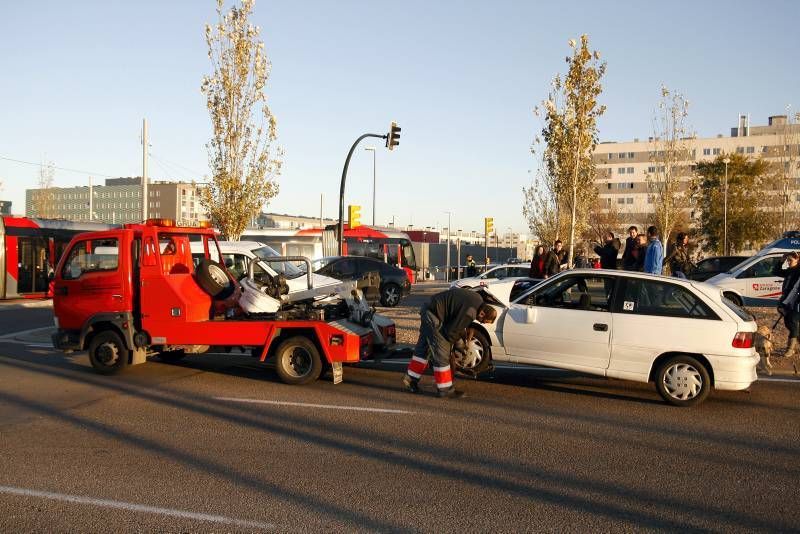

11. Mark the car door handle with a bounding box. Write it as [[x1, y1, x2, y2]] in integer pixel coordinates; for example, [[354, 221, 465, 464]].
[[593, 323, 608, 332]]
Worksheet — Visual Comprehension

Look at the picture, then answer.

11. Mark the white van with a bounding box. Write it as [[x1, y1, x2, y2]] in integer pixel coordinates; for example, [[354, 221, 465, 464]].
[[706, 233, 800, 306]]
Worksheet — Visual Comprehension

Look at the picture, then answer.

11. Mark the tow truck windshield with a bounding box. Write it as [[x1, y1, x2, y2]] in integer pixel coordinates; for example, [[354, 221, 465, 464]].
[[252, 245, 305, 279]]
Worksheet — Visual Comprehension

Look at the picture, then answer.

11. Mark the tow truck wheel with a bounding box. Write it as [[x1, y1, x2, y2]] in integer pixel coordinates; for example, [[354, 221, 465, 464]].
[[88, 330, 130, 375], [274, 336, 323, 385]]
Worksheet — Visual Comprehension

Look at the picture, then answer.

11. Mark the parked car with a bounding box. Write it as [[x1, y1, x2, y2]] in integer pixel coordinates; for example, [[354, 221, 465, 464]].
[[451, 263, 531, 289], [688, 256, 748, 282], [311, 256, 411, 307], [459, 269, 757, 406]]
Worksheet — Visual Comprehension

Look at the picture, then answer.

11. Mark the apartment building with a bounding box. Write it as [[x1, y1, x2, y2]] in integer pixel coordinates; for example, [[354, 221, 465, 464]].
[[593, 114, 800, 230], [26, 177, 208, 225]]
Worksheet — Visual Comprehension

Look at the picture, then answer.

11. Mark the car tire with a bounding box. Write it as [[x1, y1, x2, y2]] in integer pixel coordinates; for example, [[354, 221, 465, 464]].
[[453, 327, 492, 375], [380, 283, 402, 307], [723, 292, 743, 307], [88, 330, 130, 375], [274, 336, 323, 385], [654, 355, 711, 407], [196, 259, 233, 298], [158, 349, 186, 363]]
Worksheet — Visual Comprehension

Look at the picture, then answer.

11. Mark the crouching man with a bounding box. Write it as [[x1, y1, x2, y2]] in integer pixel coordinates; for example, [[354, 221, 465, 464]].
[[402, 288, 497, 398]]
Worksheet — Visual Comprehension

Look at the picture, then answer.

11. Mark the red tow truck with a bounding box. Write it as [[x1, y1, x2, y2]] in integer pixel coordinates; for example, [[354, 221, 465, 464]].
[[51, 219, 386, 385]]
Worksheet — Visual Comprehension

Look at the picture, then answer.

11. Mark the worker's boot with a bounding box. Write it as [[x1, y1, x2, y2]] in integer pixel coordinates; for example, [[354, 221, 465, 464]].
[[436, 386, 466, 399], [401, 374, 420, 394], [785, 338, 799, 359]]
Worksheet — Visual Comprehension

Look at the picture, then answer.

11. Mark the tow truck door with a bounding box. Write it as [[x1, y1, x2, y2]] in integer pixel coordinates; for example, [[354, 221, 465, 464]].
[[53, 231, 131, 331]]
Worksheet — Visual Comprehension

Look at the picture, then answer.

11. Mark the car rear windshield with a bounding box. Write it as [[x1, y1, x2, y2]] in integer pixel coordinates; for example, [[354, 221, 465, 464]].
[[721, 295, 753, 321]]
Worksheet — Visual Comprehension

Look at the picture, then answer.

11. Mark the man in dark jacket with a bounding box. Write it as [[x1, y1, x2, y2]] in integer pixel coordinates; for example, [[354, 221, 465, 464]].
[[621, 226, 639, 270], [544, 247, 561, 277], [773, 252, 800, 368], [593, 232, 621, 270], [403, 288, 497, 398]]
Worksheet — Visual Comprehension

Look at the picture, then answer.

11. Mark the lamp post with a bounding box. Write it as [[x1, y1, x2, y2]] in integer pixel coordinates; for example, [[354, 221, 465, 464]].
[[364, 147, 376, 226], [444, 211, 452, 282], [723, 157, 730, 256]]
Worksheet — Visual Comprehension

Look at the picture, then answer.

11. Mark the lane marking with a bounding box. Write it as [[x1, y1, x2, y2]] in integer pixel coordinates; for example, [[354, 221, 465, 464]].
[[25, 343, 57, 349], [215, 397, 414, 414], [0, 485, 276, 530], [759, 377, 800, 383]]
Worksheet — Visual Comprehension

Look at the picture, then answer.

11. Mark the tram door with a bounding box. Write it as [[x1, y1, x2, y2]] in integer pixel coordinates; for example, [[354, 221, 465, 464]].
[[17, 237, 49, 294]]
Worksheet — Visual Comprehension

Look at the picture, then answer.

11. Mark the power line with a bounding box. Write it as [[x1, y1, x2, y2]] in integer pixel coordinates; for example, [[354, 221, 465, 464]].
[[0, 155, 117, 179], [148, 152, 206, 180]]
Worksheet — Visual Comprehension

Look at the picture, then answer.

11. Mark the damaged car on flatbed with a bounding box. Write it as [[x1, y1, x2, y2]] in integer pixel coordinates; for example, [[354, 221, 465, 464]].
[[50, 218, 400, 385]]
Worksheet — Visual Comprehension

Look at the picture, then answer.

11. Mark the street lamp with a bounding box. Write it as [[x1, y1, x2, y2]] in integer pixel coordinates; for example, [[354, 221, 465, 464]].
[[723, 157, 730, 256], [364, 147, 376, 226], [444, 211, 452, 282]]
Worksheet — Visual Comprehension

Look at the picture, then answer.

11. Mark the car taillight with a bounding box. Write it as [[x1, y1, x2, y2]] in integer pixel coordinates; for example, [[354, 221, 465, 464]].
[[732, 332, 754, 349]]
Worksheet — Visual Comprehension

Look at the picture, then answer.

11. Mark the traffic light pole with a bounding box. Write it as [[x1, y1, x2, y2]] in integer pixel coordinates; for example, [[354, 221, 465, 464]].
[[338, 133, 387, 255]]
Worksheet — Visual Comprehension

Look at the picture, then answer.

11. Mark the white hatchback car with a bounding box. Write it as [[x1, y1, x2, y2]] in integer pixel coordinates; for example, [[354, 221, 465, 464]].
[[460, 269, 758, 406], [451, 264, 532, 289]]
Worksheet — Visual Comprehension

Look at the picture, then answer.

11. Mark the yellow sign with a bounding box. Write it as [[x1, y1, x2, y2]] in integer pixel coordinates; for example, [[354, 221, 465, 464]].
[[484, 217, 494, 236], [349, 205, 362, 228]]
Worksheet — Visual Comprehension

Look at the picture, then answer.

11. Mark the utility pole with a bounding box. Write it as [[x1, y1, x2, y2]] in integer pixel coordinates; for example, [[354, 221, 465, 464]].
[[365, 147, 376, 226], [142, 118, 148, 221]]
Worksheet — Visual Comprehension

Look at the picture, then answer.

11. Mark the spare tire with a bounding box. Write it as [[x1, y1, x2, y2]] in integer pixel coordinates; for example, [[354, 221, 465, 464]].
[[196, 258, 233, 298]]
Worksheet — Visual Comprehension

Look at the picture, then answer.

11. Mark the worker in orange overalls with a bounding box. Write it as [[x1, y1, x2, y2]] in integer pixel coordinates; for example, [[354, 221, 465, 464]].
[[402, 287, 497, 398]]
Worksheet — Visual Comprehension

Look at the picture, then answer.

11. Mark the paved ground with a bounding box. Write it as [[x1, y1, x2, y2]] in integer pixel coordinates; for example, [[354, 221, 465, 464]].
[[0, 289, 798, 532]]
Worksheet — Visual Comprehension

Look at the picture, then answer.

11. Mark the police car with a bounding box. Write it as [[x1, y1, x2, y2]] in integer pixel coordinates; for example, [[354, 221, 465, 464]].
[[706, 232, 800, 307]]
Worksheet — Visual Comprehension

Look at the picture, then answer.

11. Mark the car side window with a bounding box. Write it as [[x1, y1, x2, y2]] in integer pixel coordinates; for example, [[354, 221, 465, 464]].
[[617, 278, 718, 319], [62, 238, 119, 280], [528, 275, 614, 312], [222, 254, 248, 279], [331, 259, 356, 278], [738, 256, 783, 279]]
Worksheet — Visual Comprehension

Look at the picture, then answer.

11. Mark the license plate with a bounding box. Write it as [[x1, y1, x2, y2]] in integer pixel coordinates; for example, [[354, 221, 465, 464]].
[[332, 362, 343, 384]]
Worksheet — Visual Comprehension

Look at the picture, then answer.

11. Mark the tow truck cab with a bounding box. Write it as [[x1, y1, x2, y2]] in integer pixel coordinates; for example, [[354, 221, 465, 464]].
[[51, 219, 372, 384]]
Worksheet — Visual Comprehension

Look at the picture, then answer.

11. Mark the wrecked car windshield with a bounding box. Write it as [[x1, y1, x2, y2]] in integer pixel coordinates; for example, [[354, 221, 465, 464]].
[[252, 246, 304, 279]]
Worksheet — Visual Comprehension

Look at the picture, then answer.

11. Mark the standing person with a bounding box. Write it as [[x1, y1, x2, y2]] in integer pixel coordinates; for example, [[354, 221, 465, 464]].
[[529, 245, 547, 278], [593, 232, 621, 270], [465, 255, 477, 278], [773, 252, 800, 372], [665, 232, 693, 279], [643, 226, 664, 275], [552, 240, 568, 270], [573, 247, 590, 269], [402, 288, 498, 397], [632, 234, 648, 271], [621, 226, 639, 270], [544, 246, 561, 277]]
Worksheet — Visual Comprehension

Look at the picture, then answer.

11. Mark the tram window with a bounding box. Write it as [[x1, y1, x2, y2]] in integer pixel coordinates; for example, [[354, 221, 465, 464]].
[[62, 239, 119, 280]]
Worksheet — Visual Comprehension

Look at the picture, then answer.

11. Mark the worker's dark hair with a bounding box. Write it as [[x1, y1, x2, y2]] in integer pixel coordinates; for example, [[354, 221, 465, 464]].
[[478, 303, 497, 323], [676, 232, 686, 243], [647, 225, 658, 237], [628, 225, 638, 232]]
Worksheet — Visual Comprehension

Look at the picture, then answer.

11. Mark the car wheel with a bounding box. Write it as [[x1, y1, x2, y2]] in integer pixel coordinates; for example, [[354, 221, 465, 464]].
[[723, 292, 743, 307], [196, 259, 234, 298], [453, 327, 492, 375], [380, 283, 402, 307], [274, 336, 323, 385], [655, 355, 711, 407], [88, 330, 130, 375], [158, 349, 186, 363]]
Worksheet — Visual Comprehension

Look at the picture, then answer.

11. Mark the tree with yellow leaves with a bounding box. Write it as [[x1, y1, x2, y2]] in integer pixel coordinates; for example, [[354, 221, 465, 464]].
[[201, 0, 282, 240]]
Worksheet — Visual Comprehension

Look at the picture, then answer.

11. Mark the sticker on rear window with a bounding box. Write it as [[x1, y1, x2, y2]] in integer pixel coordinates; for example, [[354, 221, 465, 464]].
[[623, 301, 635, 311]]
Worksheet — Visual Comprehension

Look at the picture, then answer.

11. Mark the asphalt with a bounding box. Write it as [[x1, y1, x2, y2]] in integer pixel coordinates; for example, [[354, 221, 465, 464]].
[[0, 291, 798, 532]]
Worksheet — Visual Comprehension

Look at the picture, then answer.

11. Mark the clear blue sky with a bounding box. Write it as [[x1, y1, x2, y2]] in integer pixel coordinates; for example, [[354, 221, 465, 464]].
[[1, 0, 798, 233]]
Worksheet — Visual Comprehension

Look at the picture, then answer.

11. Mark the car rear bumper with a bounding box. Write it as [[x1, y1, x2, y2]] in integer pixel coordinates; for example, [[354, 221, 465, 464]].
[[707, 353, 759, 391]]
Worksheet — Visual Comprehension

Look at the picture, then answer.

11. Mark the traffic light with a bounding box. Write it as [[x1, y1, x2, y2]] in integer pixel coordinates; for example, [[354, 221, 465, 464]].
[[386, 121, 401, 151], [348, 205, 362, 228], [485, 217, 494, 236]]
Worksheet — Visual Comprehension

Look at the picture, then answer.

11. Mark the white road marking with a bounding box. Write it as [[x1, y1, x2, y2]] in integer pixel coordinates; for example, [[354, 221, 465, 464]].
[[759, 377, 800, 383], [0, 485, 276, 530], [215, 397, 414, 414], [25, 343, 57, 349], [0, 326, 53, 341]]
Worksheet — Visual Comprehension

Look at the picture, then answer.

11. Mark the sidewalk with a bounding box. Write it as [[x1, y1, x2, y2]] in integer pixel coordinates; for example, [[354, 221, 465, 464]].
[[0, 298, 53, 312]]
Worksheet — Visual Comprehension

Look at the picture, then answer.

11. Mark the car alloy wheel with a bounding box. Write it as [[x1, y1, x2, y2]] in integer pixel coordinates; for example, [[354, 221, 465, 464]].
[[381, 283, 401, 307], [662, 362, 703, 401]]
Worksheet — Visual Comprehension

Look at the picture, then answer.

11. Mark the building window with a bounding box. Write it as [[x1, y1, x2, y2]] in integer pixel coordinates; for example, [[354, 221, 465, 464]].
[[629, 182, 634, 189], [618, 152, 626, 159], [627, 152, 634, 158], [617, 198, 625, 204], [703, 148, 711, 156], [618, 167, 625, 174], [617, 183, 627, 189], [746, 146, 755, 154], [647, 166, 655, 173], [627, 167, 634, 174], [736, 147, 744, 154], [713, 148, 721, 155], [607, 153, 613, 160], [626, 197, 634, 204], [607, 183, 612, 189]]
